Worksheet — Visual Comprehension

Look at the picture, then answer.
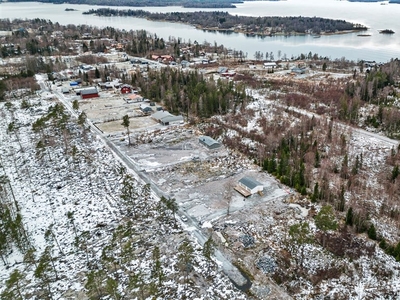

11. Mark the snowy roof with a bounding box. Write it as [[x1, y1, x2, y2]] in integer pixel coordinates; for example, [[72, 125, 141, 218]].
[[239, 176, 263, 189], [80, 87, 98, 95], [199, 136, 220, 148], [160, 115, 183, 124], [152, 111, 172, 120]]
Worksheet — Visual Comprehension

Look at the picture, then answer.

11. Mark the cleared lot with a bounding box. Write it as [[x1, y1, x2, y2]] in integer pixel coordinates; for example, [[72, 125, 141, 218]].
[[116, 126, 288, 225]]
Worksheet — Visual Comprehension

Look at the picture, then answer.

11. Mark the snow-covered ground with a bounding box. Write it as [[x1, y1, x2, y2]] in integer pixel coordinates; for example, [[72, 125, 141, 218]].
[[0, 94, 249, 299]]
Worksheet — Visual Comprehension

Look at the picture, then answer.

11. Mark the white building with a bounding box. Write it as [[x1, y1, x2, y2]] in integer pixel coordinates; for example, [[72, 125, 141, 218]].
[[235, 176, 264, 196]]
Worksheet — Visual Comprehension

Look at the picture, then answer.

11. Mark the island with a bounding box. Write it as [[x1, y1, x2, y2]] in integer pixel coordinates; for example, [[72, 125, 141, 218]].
[[65, 8, 78, 11], [379, 29, 395, 34], [83, 9, 368, 36]]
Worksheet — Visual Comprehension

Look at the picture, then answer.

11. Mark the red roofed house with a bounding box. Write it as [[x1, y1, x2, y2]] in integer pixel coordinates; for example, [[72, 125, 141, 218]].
[[128, 94, 144, 102], [120, 84, 132, 94], [161, 55, 174, 63]]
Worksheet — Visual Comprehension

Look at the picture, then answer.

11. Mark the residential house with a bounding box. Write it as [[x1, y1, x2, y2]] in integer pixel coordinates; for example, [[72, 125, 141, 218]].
[[235, 176, 264, 197], [264, 62, 277, 69], [120, 84, 132, 94]]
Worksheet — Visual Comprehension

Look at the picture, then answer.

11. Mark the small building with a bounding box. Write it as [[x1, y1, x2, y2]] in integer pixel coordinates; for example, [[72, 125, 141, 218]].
[[80, 87, 99, 99], [159, 115, 183, 125], [221, 71, 236, 77], [291, 67, 307, 75], [98, 82, 113, 90], [61, 87, 70, 94], [218, 67, 228, 74], [264, 62, 277, 69], [151, 111, 184, 125], [140, 104, 153, 114], [120, 84, 132, 94], [70, 81, 79, 87], [235, 176, 263, 196], [161, 55, 174, 62], [152, 110, 171, 121], [128, 94, 144, 102], [181, 60, 190, 68], [199, 136, 221, 149]]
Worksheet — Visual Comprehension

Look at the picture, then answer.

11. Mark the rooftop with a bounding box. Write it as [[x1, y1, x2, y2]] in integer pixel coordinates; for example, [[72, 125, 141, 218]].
[[239, 176, 263, 190]]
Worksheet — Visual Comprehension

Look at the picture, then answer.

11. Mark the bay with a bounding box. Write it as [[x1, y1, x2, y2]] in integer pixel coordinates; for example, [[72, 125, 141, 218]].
[[0, 0, 399, 62]]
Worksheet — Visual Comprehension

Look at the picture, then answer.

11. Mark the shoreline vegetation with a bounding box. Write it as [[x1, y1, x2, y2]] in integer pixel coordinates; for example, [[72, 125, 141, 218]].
[[83, 9, 368, 37]]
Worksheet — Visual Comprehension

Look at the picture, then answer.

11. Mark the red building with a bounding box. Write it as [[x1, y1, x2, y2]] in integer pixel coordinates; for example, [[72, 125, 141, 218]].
[[120, 84, 132, 94], [80, 87, 99, 99]]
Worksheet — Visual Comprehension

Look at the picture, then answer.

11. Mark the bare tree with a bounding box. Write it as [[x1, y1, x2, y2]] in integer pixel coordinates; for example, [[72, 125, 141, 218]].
[[224, 179, 234, 216]]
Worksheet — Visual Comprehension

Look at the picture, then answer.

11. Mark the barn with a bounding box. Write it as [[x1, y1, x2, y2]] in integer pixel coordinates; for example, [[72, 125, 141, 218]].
[[80, 87, 99, 99]]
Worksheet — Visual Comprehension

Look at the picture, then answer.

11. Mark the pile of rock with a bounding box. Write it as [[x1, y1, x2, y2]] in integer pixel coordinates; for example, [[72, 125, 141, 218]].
[[239, 234, 255, 248], [256, 256, 277, 274]]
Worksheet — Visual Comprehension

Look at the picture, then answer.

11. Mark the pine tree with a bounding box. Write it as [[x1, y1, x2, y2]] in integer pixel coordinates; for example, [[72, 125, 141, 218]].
[[166, 197, 178, 227], [311, 182, 319, 202], [34, 246, 57, 299], [120, 174, 138, 218], [177, 238, 195, 288], [78, 112, 87, 126], [202, 236, 216, 275], [105, 277, 121, 300], [72, 99, 79, 111], [151, 246, 164, 288], [315, 205, 337, 231], [288, 222, 313, 267], [0, 269, 26, 300], [121, 114, 131, 145], [85, 270, 106, 300]]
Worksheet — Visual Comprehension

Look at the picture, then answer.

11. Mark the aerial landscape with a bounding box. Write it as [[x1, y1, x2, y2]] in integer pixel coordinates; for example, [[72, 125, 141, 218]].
[[1, 0, 400, 299]]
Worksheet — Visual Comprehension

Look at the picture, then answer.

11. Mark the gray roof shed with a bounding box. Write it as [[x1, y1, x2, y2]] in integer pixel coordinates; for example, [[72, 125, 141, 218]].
[[199, 136, 221, 149], [160, 115, 184, 125], [152, 111, 172, 121], [239, 177, 262, 190], [80, 87, 98, 95]]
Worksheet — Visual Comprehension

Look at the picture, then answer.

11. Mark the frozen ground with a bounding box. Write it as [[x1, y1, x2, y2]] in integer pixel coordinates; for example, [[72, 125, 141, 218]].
[[0, 92, 252, 299]]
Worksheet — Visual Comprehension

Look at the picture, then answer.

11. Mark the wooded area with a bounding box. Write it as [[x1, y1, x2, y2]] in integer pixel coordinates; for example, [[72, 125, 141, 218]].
[[84, 9, 367, 35]]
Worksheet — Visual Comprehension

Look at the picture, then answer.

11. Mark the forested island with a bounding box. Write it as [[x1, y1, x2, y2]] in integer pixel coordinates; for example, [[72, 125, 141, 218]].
[[83, 9, 367, 35], [3, 0, 242, 8]]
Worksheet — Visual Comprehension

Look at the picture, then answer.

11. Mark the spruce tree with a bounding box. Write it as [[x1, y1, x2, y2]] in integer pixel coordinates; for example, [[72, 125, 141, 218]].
[[346, 207, 354, 226], [367, 223, 377, 240]]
